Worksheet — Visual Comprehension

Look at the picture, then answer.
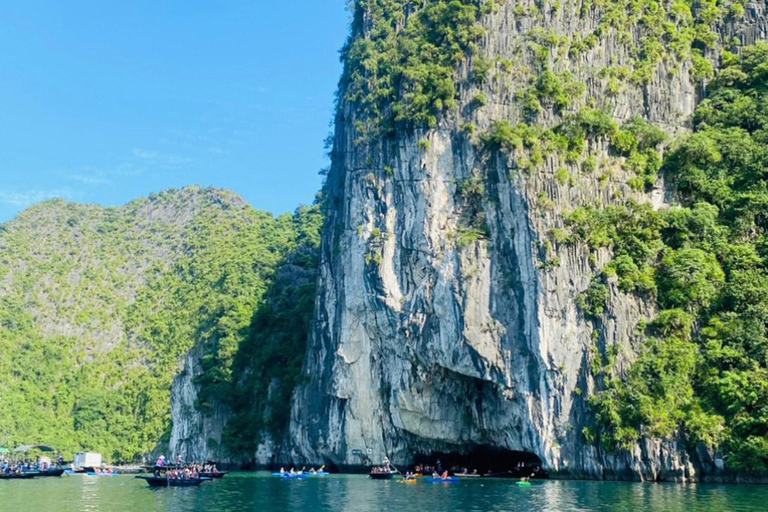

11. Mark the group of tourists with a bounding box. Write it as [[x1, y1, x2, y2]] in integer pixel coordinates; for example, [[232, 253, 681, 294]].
[[153, 455, 220, 481], [91, 466, 116, 474], [369, 466, 394, 475], [1, 457, 62, 474], [154, 466, 201, 480], [1, 460, 30, 474], [277, 466, 323, 476]]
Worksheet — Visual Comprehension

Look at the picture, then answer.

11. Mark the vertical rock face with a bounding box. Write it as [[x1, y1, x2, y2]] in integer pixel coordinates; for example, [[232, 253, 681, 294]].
[[169, 345, 231, 463], [289, 1, 767, 480]]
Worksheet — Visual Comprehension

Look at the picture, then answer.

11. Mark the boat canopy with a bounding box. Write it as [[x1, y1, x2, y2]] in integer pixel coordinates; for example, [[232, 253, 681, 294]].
[[14, 445, 56, 453]]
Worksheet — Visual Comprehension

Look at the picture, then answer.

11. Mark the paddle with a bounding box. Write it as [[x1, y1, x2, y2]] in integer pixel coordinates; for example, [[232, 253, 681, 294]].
[[385, 458, 406, 480]]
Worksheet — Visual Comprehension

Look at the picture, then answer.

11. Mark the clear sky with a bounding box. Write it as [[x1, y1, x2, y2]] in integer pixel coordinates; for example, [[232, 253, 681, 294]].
[[0, 1, 349, 222]]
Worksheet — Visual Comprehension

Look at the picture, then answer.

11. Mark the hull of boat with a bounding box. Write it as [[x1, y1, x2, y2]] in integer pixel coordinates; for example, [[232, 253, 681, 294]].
[[136, 476, 207, 487], [39, 469, 65, 477], [369, 472, 394, 480], [199, 472, 226, 479], [0, 473, 37, 480]]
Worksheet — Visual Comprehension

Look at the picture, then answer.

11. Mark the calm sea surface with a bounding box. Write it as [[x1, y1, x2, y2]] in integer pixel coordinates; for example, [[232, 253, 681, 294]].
[[0, 472, 765, 511]]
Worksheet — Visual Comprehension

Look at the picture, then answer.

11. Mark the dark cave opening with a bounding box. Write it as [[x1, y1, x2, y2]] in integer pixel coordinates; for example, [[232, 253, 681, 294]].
[[411, 446, 547, 478]]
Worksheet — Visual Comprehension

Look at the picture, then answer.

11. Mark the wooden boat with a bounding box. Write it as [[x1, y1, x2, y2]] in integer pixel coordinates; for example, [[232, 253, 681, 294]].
[[0, 473, 37, 480], [135, 475, 209, 488], [369, 469, 396, 480], [38, 468, 65, 477], [199, 471, 227, 479]]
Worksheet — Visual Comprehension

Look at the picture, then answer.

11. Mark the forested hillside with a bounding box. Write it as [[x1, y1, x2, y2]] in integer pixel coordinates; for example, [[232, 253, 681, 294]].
[[0, 186, 316, 462], [572, 43, 768, 470]]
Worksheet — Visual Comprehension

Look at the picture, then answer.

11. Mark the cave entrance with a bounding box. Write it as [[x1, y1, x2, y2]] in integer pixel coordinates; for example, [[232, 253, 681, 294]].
[[412, 446, 546, 478]]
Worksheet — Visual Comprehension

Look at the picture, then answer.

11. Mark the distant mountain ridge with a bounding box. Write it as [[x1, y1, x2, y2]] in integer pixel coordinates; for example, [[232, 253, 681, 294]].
[[0, 186, 320, 461]]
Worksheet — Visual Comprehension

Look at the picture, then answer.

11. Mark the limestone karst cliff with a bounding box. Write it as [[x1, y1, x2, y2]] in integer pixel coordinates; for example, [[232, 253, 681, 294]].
[[286, 0, 768, 481], [5, 0, 767, 481]]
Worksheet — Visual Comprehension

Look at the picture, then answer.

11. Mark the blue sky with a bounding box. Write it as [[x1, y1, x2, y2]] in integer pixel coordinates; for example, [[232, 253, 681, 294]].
[[0, 1, 349, 222]]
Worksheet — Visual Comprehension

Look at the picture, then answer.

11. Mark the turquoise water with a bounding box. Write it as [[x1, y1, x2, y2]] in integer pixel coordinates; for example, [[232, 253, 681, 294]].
[[0, 472, 765, 511]]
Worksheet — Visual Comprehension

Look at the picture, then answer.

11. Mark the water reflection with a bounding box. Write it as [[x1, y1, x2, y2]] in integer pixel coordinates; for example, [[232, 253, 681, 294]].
[[0, 472, 766, 511]]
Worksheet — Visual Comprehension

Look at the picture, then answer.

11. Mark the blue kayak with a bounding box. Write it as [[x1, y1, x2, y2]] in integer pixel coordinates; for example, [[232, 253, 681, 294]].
[[86, 472, 119, 477], [308, 471, 329, 477], [426, 477, 460, 483], [272, 473, 308, 479]]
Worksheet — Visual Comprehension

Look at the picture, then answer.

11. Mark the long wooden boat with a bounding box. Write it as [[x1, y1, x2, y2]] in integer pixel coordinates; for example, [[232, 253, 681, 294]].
[[135, 475, 210, 488], [369, 470, 396, 480], [38, 468, 65, 477], [0, 473, 38, 480], [199, 471, 227, 479]]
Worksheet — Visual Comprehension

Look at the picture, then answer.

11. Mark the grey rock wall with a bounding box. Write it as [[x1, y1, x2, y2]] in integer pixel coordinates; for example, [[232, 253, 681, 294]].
[[287, 0, 767, 481], [169, 345, 231, 463]]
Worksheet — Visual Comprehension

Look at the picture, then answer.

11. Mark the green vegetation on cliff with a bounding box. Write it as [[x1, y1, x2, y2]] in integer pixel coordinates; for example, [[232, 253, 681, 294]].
[[0, 187, 312, 461], [344, 0, 503, 135], [224, 204, 323, 454], [572, 44, 768, 469]]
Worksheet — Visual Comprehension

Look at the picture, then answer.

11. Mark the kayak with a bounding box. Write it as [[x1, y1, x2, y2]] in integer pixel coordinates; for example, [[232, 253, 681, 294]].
[[272, 473, 308, 479], [398, 479, 417, 484], [86, 472, 119, 476], [426, 477, 460, 483], [308, 471, 329, 477], [516, 481, 532, 487]]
